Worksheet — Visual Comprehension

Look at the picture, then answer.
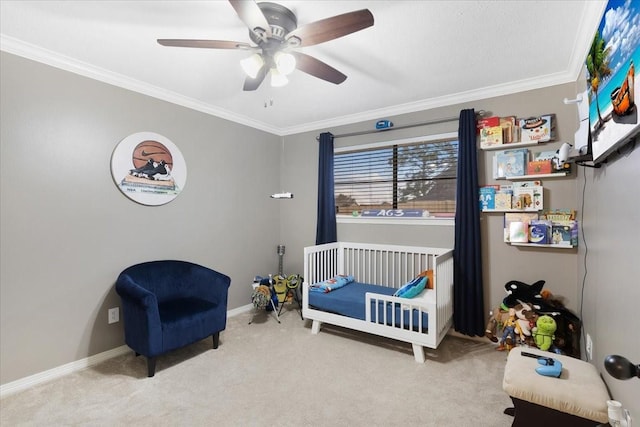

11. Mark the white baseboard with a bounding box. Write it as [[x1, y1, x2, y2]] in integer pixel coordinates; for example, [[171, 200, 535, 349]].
[[0, 345, 130, 398], [0, 306, 255, 399], [227, 303, 253, 317]]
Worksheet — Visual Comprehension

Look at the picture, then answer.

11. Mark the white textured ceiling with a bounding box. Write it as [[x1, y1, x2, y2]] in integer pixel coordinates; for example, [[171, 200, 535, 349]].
[[0, 1, 606, 135]]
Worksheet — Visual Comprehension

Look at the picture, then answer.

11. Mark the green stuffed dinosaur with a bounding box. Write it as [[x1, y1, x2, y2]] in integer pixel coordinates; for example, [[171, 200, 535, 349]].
[[533, 315, 557, 351]]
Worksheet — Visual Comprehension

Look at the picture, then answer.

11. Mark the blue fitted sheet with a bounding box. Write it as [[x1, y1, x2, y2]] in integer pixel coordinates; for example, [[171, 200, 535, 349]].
[[308, 282, 429, 331]]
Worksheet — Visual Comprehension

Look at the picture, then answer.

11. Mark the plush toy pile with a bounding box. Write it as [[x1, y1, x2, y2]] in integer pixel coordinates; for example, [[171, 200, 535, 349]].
[[251, 284, 274, 310], [485, 279, 581, 358]]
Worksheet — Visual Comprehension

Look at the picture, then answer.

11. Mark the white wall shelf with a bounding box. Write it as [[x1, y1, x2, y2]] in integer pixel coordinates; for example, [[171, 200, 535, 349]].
[[480, 141, 539, 151], [506, 172, 569, 180], [509, 242, 576, 249]]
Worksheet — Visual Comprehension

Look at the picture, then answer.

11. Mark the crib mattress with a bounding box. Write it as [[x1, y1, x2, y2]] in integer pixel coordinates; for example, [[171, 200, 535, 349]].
[[308, 282, 429, 330]]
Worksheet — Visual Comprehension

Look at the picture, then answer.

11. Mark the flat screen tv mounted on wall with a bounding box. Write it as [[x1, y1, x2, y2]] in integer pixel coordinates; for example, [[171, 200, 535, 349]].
[[587, 0, 640, 164]]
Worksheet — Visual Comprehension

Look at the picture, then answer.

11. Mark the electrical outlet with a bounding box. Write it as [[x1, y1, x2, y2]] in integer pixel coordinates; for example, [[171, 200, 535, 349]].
[[586, 333, 593, 360], [108, 307, 119, 324]]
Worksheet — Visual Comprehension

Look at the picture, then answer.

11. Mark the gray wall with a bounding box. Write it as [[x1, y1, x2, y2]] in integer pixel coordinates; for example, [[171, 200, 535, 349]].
[[578, 146, 640, 417], [0, 52, 282, 384]]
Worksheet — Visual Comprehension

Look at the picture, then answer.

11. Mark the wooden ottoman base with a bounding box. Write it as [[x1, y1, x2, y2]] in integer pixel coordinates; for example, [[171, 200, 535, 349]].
[[507, 397, 602, 427]]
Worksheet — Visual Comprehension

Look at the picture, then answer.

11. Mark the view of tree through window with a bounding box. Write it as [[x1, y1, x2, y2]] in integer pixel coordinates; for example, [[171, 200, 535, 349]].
[[334, 138, 458, 217]]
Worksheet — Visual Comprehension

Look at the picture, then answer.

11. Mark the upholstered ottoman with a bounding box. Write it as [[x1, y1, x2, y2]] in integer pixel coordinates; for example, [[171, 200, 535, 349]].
[[502, 347, 609, 427]]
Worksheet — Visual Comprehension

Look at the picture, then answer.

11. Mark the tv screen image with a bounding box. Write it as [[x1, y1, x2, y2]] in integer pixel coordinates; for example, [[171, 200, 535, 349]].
[[587, 0, 640, 163]]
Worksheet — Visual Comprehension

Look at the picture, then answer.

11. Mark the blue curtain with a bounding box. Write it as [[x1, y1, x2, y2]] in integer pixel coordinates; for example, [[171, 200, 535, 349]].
[[453, 109, 485, 336], [315, 132, 337, 245]]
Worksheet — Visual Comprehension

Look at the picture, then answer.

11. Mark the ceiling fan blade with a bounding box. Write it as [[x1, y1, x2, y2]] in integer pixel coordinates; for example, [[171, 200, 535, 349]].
[[243, 65, 268, 91], [291, 52, 347, 85], [229, 0, 272, 39], [286, 9, 373, 47], [157, 39, 252, 49]]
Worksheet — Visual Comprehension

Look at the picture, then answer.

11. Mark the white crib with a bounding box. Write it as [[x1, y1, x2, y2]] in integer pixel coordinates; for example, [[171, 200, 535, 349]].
[[302, 242, 454, 363]]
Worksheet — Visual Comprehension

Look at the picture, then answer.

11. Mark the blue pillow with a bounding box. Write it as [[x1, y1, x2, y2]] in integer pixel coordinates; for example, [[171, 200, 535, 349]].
[[393, 275, 428, 298]]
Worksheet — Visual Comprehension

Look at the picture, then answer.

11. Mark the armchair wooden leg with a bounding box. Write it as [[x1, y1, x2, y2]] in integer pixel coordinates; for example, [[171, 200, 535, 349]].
[[147, 357, 157, 377], [212, 332, 220, 349]]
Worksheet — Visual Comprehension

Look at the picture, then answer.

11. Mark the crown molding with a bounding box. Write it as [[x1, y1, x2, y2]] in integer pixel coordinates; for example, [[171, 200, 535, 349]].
[[1, 35, 281, 136], [280, 70, 576, 135]]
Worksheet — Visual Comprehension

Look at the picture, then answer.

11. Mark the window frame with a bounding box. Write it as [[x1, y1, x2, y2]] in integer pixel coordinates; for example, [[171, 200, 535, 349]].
[[334, 131, 458, 226]]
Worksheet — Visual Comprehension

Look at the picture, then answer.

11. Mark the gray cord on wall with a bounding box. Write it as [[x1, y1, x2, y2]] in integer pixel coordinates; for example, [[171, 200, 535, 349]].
[[578, 163, 589, 360]]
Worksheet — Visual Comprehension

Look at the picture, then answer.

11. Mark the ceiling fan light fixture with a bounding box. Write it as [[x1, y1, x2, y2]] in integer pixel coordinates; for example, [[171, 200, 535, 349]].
[[240, 53, 264, 78], [274, 51, 296, 75], [270, 69, 288, 87]]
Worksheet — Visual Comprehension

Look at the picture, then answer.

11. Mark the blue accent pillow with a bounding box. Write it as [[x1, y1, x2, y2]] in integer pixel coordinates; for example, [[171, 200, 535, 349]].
[[309, 275, 355, 293], [393, 275, 428, 298]]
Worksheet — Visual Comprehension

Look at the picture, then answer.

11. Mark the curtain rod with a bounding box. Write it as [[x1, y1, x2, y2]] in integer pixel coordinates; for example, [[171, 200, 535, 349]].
[[317, 110, 485, 140]]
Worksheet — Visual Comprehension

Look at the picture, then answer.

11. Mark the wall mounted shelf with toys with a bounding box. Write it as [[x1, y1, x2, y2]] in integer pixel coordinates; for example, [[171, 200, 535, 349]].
[[478, 114, 556, 149], [489, 147, 572, 181], [480, 180, 544, 213], [477, 114, 578, 249], [504, 209, 578, 248], [477, 113, 573, 179]]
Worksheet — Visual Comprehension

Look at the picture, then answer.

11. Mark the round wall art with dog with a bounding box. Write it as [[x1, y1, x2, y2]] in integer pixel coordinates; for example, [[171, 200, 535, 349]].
[[111, 132, 187, 206]]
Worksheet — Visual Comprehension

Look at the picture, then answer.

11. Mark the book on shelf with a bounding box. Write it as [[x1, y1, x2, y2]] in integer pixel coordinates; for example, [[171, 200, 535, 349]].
[[479, 126, 503, 148], [518, 114, 555, 143], [527, 160, 552, 175], [509, 222, 529, 243], [504, 212, 539, 242], [477, 116, 500, 132], [512, 185, 543, 211], [495, 192, 512, 210], [540, 209, 576, 221], [477, 116, 502, 148], [479, 185, 500, 210], [478, 116, 519, 147], [480, 184, 514, 210], [529, 219, 553, 244], [551, 220, 578, 246], [534, 150, 571, 174], [500, 116, 517, 144], [495, 149, 528, 178], [512, 180, 542, 188]]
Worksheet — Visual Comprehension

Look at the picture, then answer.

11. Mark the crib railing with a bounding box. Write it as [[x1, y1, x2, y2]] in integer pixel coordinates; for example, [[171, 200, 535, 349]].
[[304, 242, 450, 286], [304, 242, 454, 341]]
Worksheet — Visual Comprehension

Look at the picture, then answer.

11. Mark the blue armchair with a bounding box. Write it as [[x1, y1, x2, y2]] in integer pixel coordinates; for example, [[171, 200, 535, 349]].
[[116, 260, 231, 377]]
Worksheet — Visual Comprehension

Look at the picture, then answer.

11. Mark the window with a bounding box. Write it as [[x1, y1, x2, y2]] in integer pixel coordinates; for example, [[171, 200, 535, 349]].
[[334, 134, 458, 218]]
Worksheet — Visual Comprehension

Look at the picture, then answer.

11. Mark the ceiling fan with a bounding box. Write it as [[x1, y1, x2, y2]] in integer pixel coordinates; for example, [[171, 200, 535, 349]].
[[157, 0, 374, 91]]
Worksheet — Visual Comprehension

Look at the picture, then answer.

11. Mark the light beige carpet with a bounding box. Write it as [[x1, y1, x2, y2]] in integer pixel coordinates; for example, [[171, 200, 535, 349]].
[[1, 306, 514, 426]]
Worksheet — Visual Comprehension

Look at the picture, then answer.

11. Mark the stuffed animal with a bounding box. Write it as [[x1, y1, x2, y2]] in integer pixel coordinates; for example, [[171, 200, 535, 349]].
[[533, 315, 557, 351], [501, 279, 546, 310], [485, 306, 510, 342], [485, 302, 532, 343], [514, 302, 536, 341], [496, 308, 523, 351], [251, 285, 272, 309]]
